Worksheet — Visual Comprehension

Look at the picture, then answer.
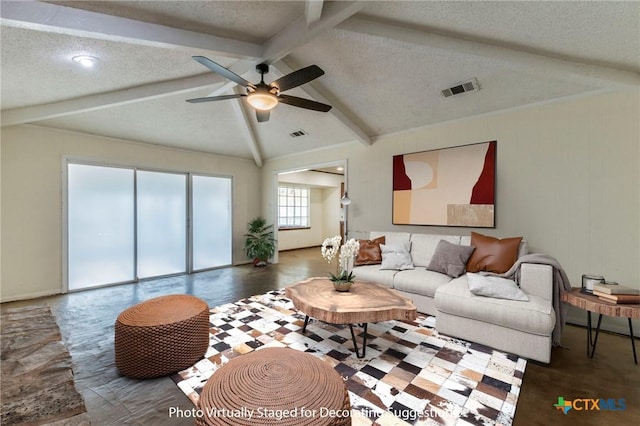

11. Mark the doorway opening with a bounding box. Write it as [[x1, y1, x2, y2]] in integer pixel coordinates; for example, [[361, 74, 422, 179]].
[[274, 161, 347, 261]]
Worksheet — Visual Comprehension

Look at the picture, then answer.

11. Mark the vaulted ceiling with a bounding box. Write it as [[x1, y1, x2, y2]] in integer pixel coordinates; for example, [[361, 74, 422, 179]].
[[2, 1, 639, 166]]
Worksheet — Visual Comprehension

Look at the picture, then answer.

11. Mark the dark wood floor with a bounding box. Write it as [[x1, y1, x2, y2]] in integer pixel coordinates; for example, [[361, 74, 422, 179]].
[[2, 247, 638, 425]]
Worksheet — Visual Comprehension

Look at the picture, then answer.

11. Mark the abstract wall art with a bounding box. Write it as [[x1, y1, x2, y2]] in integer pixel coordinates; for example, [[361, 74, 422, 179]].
[[393, 141, 496, 227]]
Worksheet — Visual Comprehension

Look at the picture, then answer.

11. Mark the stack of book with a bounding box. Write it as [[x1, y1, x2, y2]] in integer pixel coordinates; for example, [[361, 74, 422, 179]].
[[593, 284, 640, 304]]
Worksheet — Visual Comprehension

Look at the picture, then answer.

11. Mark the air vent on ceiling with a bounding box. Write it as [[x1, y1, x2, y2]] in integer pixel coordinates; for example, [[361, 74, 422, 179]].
[[441, 78, 480, 98], [289, 129, 308, 138]]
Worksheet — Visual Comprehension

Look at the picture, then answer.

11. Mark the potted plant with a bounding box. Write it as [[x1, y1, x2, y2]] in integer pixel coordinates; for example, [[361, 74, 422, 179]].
[[244, 216, 276, 266]]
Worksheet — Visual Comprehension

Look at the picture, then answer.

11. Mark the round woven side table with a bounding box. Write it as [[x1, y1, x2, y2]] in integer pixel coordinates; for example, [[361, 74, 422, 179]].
[[115, 294, 209, 379], [196, 348, 351, 426]]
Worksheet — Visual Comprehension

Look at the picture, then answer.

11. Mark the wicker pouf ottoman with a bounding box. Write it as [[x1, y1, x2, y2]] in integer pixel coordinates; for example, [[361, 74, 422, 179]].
[[196, 348, 350, 426], [115, 294, 209, 379]]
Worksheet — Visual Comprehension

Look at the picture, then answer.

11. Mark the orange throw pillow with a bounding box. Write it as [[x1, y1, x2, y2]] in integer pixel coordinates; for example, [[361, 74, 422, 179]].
[[354, 236, 386, 266], [466, 232, 522, 274]]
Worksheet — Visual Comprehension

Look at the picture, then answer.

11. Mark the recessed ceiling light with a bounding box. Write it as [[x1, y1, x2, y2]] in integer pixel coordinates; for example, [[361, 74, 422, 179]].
[[337, 166, 344, 171], [72, 55, 99, 68]]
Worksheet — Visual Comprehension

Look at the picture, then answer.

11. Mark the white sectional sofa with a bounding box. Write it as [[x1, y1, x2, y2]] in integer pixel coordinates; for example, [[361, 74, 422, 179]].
[[352, 231, 556, 363]]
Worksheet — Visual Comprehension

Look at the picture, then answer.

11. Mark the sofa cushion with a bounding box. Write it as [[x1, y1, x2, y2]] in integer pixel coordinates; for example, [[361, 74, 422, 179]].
[[466, 232, 522, 274], [380, 243, 414, 271], [355, 236, 385, 266], [467, 273, 529, 301], [409, 234, 461, 268], [393, 269, 452, 297], [352, 265, 396, 288], [370, 231, 411, 246], [435, 276, 555, 336], [427, 240, 475, 278]]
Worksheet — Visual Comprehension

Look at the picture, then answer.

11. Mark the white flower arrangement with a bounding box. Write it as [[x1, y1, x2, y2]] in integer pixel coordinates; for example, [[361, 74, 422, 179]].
[[321, 235, 342, 264], [321, 235, 360, 283]]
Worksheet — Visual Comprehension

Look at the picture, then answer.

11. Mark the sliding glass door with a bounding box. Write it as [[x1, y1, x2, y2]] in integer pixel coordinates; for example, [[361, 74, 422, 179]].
[[192, 175, 232, 270], [137, 171, 187, 278], [68, 164, 135, 290], [67, 163, 232, 290]]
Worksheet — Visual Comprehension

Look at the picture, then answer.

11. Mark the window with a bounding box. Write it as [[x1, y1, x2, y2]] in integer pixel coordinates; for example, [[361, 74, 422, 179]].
[[278, 185, 310, 229]]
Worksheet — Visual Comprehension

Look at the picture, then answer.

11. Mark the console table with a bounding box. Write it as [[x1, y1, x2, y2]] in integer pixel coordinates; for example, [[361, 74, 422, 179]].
[[561, 288, 639, 364]]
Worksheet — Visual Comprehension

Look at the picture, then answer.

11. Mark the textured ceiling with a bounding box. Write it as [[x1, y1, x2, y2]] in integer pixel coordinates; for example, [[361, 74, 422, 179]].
[[0, 25, 227, 109], [361, 1, 639, 71], [47, 0, 305, 43], [1, 1, 639, 165]]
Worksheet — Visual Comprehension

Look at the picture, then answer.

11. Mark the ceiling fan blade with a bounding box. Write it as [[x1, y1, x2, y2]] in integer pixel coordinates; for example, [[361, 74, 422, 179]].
[[271, 65, 324, 92], [256, 110, 270, 122], [186, 94, 245, 103], [278, 94, 332, 112], [192, 56, 256, 89]]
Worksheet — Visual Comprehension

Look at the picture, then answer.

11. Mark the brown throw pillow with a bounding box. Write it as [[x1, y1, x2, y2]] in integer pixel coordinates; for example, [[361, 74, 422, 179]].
[[355, 236, 386, 266], [466, 232, 522, 274]]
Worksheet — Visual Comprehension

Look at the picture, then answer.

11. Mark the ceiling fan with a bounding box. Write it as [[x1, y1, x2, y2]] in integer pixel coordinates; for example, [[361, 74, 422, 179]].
[[186, 56, 332, 122]]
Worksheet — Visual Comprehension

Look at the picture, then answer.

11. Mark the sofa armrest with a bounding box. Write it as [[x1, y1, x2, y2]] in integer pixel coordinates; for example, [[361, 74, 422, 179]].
[[519, 263, 553, 302]]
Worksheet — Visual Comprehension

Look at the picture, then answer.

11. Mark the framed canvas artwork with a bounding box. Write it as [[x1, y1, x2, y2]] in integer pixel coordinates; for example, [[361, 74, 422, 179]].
[[393, 141, 496, 227]]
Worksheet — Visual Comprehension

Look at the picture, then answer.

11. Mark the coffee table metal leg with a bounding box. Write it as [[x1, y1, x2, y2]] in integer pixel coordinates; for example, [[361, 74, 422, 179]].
[[629, 318, 637, 365], [349, 323, 368, 359], [302, 317, 369, 358]]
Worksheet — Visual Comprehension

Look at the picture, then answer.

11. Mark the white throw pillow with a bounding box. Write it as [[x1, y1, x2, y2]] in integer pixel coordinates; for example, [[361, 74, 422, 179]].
[[467, 273, 529, 301], [380, 242, 414, 271]]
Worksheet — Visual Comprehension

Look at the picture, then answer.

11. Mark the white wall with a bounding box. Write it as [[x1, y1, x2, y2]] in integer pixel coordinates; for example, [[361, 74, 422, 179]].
[[1, 125, 261, 302], [2, 91, 638, 334], [278, 170, 344, 187], [322, 187, 342, 239], [262, 90, 640, 334]]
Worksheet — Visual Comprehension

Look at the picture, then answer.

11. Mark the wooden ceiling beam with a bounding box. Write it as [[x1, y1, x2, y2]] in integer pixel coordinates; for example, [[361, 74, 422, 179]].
[[261, 1, 365, 64], [230, 87, 264, 168], [305, 0, 324, 26], [0, 1, 261, 59], [1, 74, 225, 126], [339, 17, 640, 88]]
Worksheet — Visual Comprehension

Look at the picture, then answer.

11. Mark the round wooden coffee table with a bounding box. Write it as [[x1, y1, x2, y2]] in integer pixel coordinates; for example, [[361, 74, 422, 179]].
[[285, 277, 417, 358]]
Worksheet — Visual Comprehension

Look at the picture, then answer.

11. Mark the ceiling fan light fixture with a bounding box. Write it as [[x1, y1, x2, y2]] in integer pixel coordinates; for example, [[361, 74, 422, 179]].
[[247, 91, 278, 111], [188, 56, 332, 121]]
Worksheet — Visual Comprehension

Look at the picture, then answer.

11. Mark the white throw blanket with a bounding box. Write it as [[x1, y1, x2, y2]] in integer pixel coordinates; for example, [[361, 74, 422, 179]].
[[484, 253, 572, 346]]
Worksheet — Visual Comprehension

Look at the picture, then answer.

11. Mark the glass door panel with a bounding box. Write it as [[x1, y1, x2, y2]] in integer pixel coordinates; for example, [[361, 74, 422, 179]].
[[137, 171, 187, 278], [192, 175, 232, 270], [68, 164, 134, 290]]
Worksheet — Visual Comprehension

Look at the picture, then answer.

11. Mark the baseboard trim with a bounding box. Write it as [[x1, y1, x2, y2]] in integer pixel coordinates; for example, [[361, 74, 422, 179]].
[[1, 289, 61, 304], [278, 245, 321, 253]]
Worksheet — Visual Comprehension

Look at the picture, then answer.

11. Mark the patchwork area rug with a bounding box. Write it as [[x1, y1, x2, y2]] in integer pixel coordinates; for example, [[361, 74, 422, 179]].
[[172, 290, 526, 425], [1, 305, 89, 425]]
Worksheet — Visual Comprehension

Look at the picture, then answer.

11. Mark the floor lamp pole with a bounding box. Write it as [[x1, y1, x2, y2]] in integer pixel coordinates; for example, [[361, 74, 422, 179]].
[[341, 192, 351, 241]]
